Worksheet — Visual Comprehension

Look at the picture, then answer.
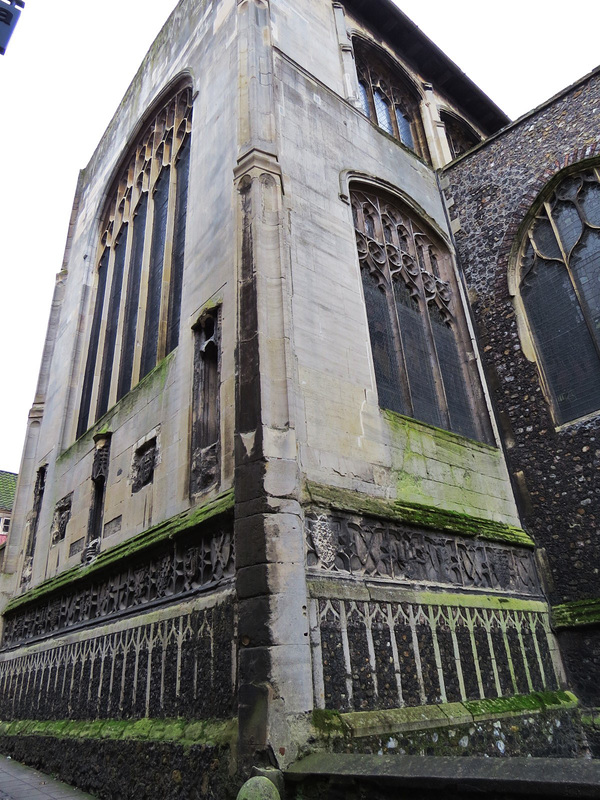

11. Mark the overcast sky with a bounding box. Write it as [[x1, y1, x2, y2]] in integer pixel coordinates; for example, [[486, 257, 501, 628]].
[[1, 0, 599, 473]]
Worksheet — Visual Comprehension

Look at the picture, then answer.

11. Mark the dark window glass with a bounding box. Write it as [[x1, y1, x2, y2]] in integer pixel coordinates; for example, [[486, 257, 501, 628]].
[[441, 112, 480, 159], [358, 82, 371, 118], [353, 188, 489, 441], [395, 281, 442, 427], [77, 250, 109, 439], [97, 225, 128, 419], [166, 137, 191, 354], [362, 270, 405, 415], [520, 169, 600, 424], [374, 89, 393, 135], [395, 108, 414, 149], [117, 193, 148, 400], [354, 39, 426, 161], [141, 167, 170, 379]]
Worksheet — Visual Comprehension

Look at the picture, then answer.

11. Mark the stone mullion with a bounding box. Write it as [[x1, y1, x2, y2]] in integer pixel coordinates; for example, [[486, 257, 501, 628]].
[[427, 606, 447, 704], [466, 609, 485, 699], [528, 612, 547, 689], [483, 612, 503, 697], [408, 605, 426, 705], [130, 188, 155, 387], [156, 164, 178, 363], [309, 599, 326, 709], [415, 230, 452, 430], [499, 612, 518, 695], [378, 200, 413, 415], [448, 609, 467, 702], [87, 243, 117, 427], [338, 601, 354, 708], [107, 195, 136, 411], [386, 604, 404, 707]]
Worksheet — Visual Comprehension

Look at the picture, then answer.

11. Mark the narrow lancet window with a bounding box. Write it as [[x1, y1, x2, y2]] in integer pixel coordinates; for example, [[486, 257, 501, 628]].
[[141, 166, 170, 379], [190, 311, 220, 496]]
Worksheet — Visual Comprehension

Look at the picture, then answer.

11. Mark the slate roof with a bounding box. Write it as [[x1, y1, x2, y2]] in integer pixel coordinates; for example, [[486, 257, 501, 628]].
[[0, 471, 17, 512], [343, 0, 511, 135]]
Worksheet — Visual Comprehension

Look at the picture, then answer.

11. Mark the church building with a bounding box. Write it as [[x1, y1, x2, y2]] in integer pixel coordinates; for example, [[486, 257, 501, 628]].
[[1, 1, 599, 797]]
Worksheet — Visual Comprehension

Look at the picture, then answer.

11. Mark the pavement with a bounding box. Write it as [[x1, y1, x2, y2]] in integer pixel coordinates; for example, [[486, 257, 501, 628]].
[[0, 755, 94, 800]]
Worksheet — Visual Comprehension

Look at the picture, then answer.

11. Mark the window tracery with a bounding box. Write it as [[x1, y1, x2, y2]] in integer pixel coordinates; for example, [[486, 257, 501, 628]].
[[353, 40, 425, 159], [353, 188, 490, 441], [76, 84, 193, 440], [519, 168, 600, 425], [441, 112, 480, 160]]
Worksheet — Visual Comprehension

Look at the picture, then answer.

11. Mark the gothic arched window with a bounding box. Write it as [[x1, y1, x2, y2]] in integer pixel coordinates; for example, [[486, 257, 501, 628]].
[[518, 169, 600, 425], [353, 40, 426, 160], [353, 188, 490, 441], [77, 83, 193, 439], [440, 111, 480, 160]]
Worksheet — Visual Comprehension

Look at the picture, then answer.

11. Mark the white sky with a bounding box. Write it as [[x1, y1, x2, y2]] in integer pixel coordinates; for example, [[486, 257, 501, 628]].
[[1, 0, 599, 474]]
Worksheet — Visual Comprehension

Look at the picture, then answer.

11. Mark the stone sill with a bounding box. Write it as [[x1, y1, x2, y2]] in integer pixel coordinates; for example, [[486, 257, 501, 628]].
[[0, 717, 237, 748], [552, 598, 600, 629], [312, 691, 577, 739]]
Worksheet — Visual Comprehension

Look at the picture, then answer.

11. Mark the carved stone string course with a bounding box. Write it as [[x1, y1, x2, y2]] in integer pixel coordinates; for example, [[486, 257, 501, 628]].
[[306, 512, 542, 596], [2, 525, 235, 649]]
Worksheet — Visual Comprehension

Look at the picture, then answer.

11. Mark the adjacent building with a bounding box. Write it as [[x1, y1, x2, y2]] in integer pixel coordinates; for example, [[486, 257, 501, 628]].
[[0, 471, 17, 570]]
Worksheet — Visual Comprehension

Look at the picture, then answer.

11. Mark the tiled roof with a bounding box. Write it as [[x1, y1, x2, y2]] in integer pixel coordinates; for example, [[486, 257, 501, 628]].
[[0, 471, 17, 511]]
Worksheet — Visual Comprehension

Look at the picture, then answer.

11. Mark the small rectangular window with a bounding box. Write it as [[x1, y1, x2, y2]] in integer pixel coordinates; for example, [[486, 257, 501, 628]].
[[190, 310, 220, 495]]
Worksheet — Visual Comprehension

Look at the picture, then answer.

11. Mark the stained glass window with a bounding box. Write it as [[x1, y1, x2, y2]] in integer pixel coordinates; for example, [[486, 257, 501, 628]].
[[352, 188, 490, 441], [520, 169, 600, 424], [77, 84, 193, 439], [354, 39, 426, 161]]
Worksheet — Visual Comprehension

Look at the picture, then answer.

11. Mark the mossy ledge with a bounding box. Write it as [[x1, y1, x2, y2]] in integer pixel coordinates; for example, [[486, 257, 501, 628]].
[[305, 481, 533, 547], [552, 598, 600, 629], [312, 691, 578, 739], [4, 489, 234, 616], [0, 717, 237, 747], [57, 351, 176, 466]]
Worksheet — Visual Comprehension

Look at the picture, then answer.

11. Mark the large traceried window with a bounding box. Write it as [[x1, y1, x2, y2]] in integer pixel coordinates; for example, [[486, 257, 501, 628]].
[[519, 168, 600, 425], [77, 84, 193, 439], [353, 188, 491, 442], [354, 39, 428, 162]]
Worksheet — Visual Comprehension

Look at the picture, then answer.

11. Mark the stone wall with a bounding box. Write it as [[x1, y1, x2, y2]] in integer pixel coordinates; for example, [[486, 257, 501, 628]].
[[444, 69, 600, 706], [444, 70, 600, 608]]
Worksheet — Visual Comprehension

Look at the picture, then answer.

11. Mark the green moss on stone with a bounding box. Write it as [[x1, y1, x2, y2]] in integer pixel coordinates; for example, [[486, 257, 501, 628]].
[[57, 351, 176, 466], [305, 481, 533, 547], [463, 691, 577, 718], [0, 717, 237, 747], [4, 488, 234, 616], [552, 598, 600, 629], [311, 691, 577, 742], [311, 710, 349, 737]]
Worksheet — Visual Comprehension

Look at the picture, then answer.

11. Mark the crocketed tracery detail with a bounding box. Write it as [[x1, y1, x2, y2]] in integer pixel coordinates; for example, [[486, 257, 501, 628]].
[[519, 168, 600, 425], [354, 39, 427, 160], [352, 188, 489, 441], [77, 83, 193, 439]]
